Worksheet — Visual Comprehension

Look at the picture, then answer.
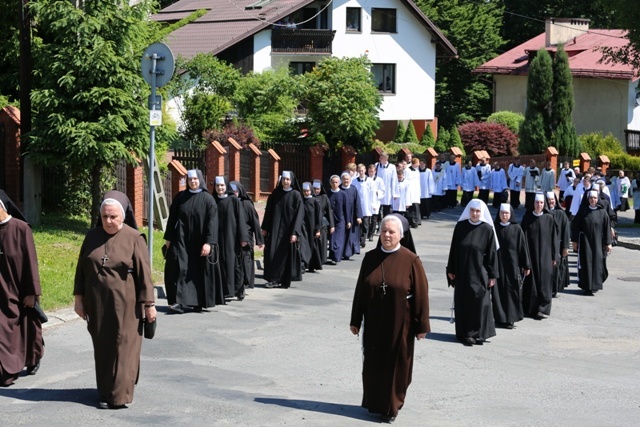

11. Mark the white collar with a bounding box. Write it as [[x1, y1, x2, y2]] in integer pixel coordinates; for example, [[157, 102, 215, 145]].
[[217, 193, 228, 198], [0, 215, 12, 225], [189, 188, 203, 193], [381, 243, 401, 253], [283, 187, 293, 192], [532, 210, 544, 217]]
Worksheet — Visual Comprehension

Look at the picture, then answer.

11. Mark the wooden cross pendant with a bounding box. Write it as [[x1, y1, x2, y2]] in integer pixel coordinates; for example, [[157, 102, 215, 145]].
[[101, 254, 109, 266]]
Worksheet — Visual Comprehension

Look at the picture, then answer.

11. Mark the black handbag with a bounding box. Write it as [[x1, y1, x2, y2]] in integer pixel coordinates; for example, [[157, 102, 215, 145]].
[[30, 301, 48, 323], [142, 318, 156, 339]]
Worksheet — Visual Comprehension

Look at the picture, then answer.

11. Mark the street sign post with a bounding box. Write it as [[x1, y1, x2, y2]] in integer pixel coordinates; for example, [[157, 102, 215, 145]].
[[141, 43, 175, 268]]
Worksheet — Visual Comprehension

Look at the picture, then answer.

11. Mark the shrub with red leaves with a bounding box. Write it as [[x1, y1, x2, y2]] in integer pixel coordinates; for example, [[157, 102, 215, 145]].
[[457, 122, 519, 157], [204, 122, 261, 148]]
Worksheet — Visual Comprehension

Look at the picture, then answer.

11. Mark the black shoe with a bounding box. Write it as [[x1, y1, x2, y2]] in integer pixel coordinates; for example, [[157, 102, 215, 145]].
[[326, 260, 337, 266], [505, 323, 515, 329], [381, 414, 396, 423], [192, 306, 203, 313], [26, 360, 40, 375], [168, 303, 184, 314], [463, 337, 476, 346], [265, 282, 279, 288], [474, 338, 484, 345], [236, 293, 245, 301], [536, 311, 548, 319]]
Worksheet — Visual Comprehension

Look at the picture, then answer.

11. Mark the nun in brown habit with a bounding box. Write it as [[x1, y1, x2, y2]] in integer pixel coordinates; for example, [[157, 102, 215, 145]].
[[74, 192, 155, 409]]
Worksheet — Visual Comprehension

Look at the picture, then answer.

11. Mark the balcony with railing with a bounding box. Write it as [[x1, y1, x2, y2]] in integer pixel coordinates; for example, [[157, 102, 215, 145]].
[[625, 129, 640, 154], [271, 28, 336, 55]]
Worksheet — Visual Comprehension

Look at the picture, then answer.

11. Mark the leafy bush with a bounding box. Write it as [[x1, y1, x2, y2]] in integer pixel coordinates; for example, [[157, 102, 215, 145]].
[[450, 126, 466, 156], [182, 92, 230, 146], [487, 111, 524, 135], [204, 122, 260, 148], [579, 132, 624, 160], [458, 122, 519, 156], [604, 152, 640, 172]]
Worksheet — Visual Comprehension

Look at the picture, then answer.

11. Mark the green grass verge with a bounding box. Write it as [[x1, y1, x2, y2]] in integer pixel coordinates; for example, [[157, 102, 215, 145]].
[[33, 213, 166, 311]]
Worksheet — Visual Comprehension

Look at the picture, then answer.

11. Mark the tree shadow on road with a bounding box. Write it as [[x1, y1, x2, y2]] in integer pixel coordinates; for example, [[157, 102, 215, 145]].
[[255, 397, 375, 421], [0, 387, 97, 407]]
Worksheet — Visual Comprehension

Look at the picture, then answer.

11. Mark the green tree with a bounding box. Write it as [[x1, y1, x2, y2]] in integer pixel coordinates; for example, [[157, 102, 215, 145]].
[[551, 45, 580, 157], [299, 56, 382, 150], [394, 120, 406, 143], [182, 92, 231, 146], [519, 48, 553, 154], [434, 126, 450, 153], [0, 0, 21, 103], [404, 120, 419, 143], [420, 123, 436, 147], [169, 53, 240, 98], [416, 0, 505, 126], [450, 125, 465, 156], [601, 0, 640, 72], [28, 0, 158, 221], [233, 67, 298, 142]]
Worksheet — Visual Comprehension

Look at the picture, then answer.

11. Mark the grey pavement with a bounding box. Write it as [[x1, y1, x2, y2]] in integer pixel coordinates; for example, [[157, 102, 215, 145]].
[[2, 205, 640, 426]]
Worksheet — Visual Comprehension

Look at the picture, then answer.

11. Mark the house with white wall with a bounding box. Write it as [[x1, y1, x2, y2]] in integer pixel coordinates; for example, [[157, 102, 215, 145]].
[[474, 18, 640, 153], [152, 0, 456, 141]]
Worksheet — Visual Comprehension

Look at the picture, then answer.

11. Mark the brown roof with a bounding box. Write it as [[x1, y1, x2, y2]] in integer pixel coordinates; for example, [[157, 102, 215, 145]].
[[474, 30, 636, 80], [154, 0, 456, 59]]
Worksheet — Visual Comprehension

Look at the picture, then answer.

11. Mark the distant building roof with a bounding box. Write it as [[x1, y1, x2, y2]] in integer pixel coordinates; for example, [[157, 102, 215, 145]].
[[474, 29, 636, 81], [153, 0, 456, 59]]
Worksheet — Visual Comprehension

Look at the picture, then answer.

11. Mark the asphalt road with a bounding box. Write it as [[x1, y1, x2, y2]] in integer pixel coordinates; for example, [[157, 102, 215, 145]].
[[1, 206, 639, 426]]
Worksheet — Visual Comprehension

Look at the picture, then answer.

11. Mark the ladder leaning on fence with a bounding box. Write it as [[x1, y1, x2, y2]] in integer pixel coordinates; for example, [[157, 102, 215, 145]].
[[144, 155, 170, 233]]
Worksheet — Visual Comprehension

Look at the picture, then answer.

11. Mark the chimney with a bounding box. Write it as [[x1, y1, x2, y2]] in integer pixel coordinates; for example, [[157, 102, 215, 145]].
[[545, 18, 590, 47]]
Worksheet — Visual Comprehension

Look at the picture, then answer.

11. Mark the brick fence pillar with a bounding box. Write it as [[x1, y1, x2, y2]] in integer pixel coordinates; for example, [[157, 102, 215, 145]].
[[126, 159, 145, 229], [205, 140, 227, 193], [598, 155, 610, 175], [340, 145, 357, 170], [227, 137, 241, 182], [545, 146, 559, 172], [579, 152, 591, 173], [424, 148, 438, 169], [473, 150, 490, 165], [450, 147, 463, 170], [247, 143, 262, 201], [168, 159, 187, 200], [267, 148, 280, 191], [397, 147, 412, 163], [309, 144, 325, 181]]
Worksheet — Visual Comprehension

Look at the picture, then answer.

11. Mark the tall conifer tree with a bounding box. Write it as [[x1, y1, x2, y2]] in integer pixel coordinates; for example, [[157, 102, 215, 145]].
[[551, 45, 580, 157], [519, 48, 553, 154]]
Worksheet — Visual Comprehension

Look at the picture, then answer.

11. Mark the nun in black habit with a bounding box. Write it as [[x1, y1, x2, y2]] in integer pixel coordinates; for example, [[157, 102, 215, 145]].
[[446, 199, 498, 346], [261, 171, 304, 288], [230, 181, 264, 289], [571, 190, 612, 295], [301, 182, 323, 272], [213, 176, 249, 300], [312, 179, 333, 266], [520, 193, 557, 319], [492, 204, 531, 328], [545, 191, 571, 296], [164, 169, 223, 312]]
